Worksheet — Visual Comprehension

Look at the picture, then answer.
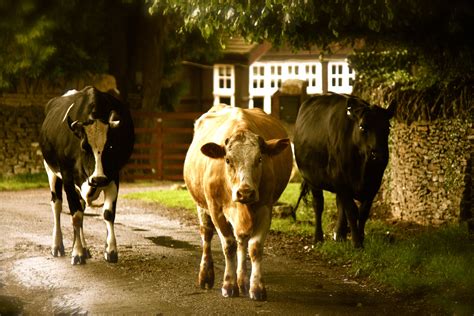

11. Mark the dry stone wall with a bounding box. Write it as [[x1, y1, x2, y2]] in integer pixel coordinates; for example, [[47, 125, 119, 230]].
[[379, 119, 473, 225], [0, 96, 47, 176], [0, 75, 121, 177]]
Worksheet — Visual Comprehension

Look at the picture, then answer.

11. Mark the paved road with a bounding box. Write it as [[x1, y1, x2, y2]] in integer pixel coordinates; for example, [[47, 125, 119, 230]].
[[0, 185, 429, 315]]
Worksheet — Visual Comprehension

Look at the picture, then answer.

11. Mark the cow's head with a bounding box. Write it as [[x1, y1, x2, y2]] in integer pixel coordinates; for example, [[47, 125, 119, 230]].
[[67, 110, 121, 187], [346, 98, 395, 163], [201, 131, 289, 204]]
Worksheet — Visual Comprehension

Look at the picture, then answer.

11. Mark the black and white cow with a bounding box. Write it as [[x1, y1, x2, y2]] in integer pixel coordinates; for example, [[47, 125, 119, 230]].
[[293, 93, 394, 248], [39, 86, 134, 264]]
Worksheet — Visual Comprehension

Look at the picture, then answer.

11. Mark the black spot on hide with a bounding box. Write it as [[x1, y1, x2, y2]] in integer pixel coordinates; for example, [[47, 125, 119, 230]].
[[104, 209, 115, 222], [51, 191, 59, 203]]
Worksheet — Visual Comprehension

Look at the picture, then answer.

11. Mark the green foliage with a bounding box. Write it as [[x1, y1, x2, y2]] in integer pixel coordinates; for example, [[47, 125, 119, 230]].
[[0, 0, 114, 90], [350, 47, 474, 121], [273, 183, 337, 236], [0, 173, 48, 191], [317, 222, 474, 305], [349, 50, 417, 89], [123, 188, 197, 212], [150, 1, 473, 52]]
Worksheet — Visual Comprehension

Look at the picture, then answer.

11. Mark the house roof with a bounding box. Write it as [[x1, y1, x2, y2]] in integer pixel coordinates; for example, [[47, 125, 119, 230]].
[[258, 42, 356, 62], [219, 38, 360, 64], [218, 38, 271, 65]]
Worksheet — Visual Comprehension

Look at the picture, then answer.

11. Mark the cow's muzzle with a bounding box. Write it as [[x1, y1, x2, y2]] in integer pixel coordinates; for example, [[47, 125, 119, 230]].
[[234, 186, 258, 204], [88, 176, 109, 188]]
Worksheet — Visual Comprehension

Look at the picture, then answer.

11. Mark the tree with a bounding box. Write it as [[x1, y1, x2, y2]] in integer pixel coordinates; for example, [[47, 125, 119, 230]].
[[0, 0, 221, 112], [150, 0, 474, 119], [139, 5, 221, 111], [0, 0, 111, 90]]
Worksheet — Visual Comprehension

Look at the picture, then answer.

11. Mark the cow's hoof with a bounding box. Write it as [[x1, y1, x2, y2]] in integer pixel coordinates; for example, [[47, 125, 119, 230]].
[[250, 286, 267, 301], [51, 245, 65, 257], [333, 232, 347, 242], [71, 255, 86, 265], [238, 278, 249, 295], [314, 236, 324, 244], [84, 248, 92, 259], [198, 263, 215, 289], [221, 284, 239, 298], [104, 251, 118, 263]]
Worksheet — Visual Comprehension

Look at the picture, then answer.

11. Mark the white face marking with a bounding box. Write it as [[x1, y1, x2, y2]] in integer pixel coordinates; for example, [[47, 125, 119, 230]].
[[84, 120, 109, 180], [226, 134, 262, 203]]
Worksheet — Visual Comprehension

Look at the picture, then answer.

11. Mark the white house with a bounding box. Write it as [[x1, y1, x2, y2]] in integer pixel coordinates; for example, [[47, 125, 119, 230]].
[[180, 39, 355, 123]]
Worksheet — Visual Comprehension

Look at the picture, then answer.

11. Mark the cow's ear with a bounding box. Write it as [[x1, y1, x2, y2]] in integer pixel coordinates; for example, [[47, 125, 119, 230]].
[[386, 99, 396, 119], [261, 138, 290, 156], [109, 110, 121, 129], [201, 142, 226, 159], [346, 98, 365, 120], [67, 116, 84, 138]]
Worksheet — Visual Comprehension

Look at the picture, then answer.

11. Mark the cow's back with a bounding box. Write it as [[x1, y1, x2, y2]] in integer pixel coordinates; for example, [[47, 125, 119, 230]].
[[184, 105, 292, 208], [294, 94, 355, 191]]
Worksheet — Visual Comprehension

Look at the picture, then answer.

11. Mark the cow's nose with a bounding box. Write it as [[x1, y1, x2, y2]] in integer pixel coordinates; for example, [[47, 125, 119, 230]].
[[89, 176, 108, 187], [236, 187, 257, 204]]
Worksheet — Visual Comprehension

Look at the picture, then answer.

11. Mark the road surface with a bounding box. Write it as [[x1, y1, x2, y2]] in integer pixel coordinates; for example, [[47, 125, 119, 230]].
[[0, 184, 434, 315]]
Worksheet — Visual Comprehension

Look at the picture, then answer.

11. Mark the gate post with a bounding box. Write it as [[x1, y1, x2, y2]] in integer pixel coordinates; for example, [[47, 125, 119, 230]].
[[156, 117, 163, 180]]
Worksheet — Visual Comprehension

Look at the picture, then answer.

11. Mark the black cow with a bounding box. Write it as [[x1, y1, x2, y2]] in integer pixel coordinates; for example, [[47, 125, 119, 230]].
[[293, 93, 394, 248], [39, 86, 134, 264]]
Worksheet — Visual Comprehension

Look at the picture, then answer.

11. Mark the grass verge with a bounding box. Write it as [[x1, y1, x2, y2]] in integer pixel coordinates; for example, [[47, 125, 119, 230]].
[[0, 173, 48, 191], [123, 188, 197, 211]]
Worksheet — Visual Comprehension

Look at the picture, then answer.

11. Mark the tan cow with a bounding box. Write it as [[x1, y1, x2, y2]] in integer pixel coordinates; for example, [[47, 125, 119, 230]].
[[183, 104, 293, 301]]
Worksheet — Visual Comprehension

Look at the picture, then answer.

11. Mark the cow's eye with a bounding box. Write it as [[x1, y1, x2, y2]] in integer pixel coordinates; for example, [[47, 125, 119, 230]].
[[359, 125, 367, 133], [225, 158, 230, 164], [258, 156, 262, 163]]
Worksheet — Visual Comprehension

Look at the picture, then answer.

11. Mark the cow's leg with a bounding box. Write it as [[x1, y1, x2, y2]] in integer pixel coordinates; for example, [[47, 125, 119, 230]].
[[44, 161, 65, 257], [248, 205, 271, 301], [210, 209, 238, 298], [334, 194, 348, 242], [197, 206, 215, 289], [63, 174, 87, 264], [358, 199, 373, 245], [103, 180, 119, 263], [236, 234, 249, 296], [311, 188, 324, 243], [337, 193, 362, 248]]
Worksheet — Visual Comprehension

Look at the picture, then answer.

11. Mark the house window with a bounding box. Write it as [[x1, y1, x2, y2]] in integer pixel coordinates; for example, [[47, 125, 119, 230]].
[[252, 97, 264, 109], [219, 97, 231, 105], [214, 64, 235, 106], [251, 64, 266, 91], [302, 62, 322, 94], [249, 60, 353, 113], [328, 61, 355, 94]]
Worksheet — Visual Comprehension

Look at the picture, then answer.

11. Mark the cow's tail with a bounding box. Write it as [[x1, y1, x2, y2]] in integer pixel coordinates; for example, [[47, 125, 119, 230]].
[[292, 181, 310, 221]]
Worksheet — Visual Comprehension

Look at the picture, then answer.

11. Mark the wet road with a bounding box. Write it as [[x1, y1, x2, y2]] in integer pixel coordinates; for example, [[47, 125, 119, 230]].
[[0, 185, 428, 315]]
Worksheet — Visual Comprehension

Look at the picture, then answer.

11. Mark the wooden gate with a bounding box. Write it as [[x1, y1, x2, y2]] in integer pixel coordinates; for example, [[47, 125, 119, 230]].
[[122, 111, 203, 181]]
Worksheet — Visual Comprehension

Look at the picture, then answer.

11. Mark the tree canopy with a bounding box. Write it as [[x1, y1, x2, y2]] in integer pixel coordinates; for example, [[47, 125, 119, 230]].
[[1, 1, 472, 117], [151, 0, 472, 52]]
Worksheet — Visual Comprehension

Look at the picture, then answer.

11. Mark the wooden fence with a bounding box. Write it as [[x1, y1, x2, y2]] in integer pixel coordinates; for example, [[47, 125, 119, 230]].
[[122, 111, 203, 181]]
